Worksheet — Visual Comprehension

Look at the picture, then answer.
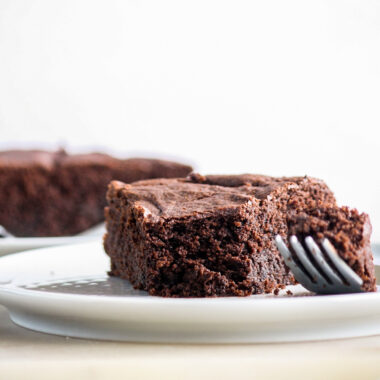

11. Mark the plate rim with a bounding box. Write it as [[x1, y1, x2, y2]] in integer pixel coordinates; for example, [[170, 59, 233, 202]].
[[1, 241, 380, 342], [0, 241, 379, 308]]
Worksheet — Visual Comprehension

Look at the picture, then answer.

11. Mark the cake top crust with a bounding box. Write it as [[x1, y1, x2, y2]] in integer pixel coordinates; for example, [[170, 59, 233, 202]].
[[0, 149, 192, 172], [0, 149, 113, 168], [109, 179, 256, 218], [0, 150, 60, 168], [108, 173, 332, 219]]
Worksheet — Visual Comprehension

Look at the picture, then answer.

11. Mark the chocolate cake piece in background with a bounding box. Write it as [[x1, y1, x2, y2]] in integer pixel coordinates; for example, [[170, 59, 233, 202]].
[[0, 150, 192, 237], [104, 173, 375, 297]]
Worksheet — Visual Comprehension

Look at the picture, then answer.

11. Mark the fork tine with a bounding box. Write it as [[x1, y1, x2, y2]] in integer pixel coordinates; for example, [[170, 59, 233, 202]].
[[275, 236, 314, 288], [304, 236, 344, 286], [321, 239, 363, 287], [289, 236, 329, 287]]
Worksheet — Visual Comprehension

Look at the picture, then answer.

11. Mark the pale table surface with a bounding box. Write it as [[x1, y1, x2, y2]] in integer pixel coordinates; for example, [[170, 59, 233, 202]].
[[1, 306, 380, 380]]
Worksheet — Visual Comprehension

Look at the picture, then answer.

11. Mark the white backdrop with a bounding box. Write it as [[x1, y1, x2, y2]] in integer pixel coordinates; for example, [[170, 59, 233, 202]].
[[0, 0, 380, 239]]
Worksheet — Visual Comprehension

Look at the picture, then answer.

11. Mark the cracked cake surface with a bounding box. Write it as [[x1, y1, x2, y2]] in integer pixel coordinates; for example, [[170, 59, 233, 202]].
[[104, 173, 376, 297]]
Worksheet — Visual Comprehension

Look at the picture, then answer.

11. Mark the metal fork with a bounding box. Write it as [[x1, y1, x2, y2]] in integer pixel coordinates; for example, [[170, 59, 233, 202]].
[[275, 235, 363, 294]]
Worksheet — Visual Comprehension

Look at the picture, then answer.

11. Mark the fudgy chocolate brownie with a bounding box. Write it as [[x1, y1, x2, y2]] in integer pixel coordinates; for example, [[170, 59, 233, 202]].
[[0, 150, 192, 237], [103, 173, 376, 297]]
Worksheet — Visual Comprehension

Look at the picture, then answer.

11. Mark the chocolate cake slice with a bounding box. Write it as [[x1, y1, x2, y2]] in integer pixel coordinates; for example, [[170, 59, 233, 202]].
[[0, 150, 192, 237], [104, 173, 376, 297]]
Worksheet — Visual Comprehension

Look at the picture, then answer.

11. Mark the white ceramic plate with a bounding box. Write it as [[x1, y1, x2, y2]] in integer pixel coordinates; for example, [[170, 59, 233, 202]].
[[0, 241, 379, 343], [0, 224, 105, 255]]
